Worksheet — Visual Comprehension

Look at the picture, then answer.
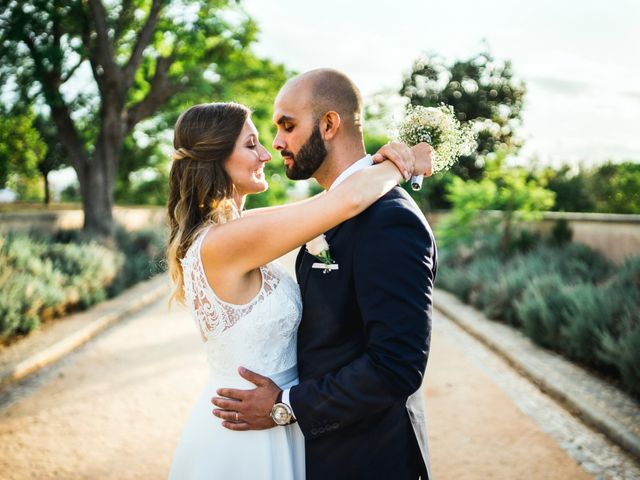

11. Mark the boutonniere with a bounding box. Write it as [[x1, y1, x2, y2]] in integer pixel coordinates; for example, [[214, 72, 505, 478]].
[[306, 234, 339, 274]]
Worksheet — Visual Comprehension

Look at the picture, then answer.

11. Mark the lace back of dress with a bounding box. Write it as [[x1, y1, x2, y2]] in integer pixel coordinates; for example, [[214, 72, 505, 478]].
[[180, 227, 281, 342]]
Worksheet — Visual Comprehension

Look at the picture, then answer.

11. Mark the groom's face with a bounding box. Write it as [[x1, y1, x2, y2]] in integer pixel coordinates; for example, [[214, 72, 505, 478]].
[[272, 87, 328, 180]]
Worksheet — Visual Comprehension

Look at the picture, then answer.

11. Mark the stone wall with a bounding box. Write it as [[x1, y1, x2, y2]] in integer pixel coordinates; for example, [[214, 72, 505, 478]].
[[424, 211, 640, 264], [0, 207, 166, 235], [537, 212, 640, 264], [2, 207, 639, 264]]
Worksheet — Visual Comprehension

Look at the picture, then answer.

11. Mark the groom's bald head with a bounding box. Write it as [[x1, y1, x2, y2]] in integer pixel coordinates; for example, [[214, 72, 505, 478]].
[[279, 68, 363, 134]]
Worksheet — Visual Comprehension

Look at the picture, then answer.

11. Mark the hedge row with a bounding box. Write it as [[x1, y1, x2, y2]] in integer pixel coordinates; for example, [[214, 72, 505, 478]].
[[438, 243, 640, 397], [0, 227, 166, 339]]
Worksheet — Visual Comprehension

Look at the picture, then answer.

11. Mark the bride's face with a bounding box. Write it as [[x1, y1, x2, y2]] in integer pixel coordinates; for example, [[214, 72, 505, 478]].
[[224, 118, 272, 196]]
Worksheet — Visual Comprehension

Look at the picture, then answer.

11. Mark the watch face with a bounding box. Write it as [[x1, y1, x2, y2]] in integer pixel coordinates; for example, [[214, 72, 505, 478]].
[[272, 405, 290, 425]]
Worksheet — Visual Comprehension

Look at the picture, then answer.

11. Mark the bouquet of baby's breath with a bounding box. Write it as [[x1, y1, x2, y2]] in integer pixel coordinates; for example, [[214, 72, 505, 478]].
[[395, 104, 477, 189]]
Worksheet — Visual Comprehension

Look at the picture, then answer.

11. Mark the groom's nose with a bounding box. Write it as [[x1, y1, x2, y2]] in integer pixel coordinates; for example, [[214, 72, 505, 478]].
[[272, 132, 285, 151]]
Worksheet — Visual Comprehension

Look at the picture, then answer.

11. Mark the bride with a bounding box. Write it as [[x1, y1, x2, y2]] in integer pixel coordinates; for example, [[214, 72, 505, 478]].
[[166, 102, 431, 479]]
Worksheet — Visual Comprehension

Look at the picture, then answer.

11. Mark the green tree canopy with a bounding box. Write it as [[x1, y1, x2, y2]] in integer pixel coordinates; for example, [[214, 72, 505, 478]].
[[589, 161, 640, 214], [400, 50, 526, 181], [437, 153, 555, 251], [0, 108, 46, 189], [0, 0, 289, 237]]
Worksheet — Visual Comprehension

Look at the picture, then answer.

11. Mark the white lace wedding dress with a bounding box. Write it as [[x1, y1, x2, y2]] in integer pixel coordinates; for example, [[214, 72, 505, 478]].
[[169, 226, 305, 479]]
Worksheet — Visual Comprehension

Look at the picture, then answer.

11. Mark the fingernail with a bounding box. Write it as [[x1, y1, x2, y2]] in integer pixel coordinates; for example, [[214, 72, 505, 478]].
[[238, 366, 246, 374]]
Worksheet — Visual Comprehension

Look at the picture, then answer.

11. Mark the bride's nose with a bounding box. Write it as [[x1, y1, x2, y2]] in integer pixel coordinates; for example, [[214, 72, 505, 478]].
[[259, 146, 272, 163]]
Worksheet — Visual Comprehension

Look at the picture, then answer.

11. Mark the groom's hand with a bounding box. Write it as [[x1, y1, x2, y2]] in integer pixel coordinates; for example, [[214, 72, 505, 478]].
[[211, 367, 281, 431]]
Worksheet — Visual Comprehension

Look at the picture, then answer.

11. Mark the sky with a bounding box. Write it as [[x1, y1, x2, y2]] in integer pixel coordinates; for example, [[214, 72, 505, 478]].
[[48, 0, 640, 191], [241, 0, 640, 167]]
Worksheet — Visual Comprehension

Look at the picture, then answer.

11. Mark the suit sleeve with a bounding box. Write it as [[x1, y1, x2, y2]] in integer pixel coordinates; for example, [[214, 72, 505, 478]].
[[289, 202, 436, 438]]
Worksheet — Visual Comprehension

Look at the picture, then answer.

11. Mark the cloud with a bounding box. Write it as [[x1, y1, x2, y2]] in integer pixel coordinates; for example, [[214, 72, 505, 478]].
[[528, 76, 592, 95], [623, 91, 640, 102]]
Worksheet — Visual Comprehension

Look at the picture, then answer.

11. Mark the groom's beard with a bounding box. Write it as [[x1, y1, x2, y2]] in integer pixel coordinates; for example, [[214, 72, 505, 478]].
[[282, 125, 327, 180]]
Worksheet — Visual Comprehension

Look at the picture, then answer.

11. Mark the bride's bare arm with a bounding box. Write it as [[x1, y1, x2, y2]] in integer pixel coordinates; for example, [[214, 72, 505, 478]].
[[241, 142, 431, 218], [241, 193, 323, 217], [203, 145, 431, 274]]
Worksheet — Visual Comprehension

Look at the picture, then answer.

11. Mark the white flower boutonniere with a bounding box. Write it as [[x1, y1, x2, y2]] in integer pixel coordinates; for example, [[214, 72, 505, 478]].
[[306, 234, 338, 274]]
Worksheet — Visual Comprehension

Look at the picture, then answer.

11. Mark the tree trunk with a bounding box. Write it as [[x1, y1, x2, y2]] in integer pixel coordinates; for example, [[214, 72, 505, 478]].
[[77, 154, 115, 238], [76, 96, 124, 240], [502, 211, 513, 251], [42, 171, 50, 205]]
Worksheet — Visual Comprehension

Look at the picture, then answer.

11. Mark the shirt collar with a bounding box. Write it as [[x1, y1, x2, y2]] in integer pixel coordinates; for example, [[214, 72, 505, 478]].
[[328, 155, 373, 191]]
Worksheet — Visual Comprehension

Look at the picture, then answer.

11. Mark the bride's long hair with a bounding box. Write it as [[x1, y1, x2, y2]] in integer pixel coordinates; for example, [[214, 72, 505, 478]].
[[167, 102, 250, 305]]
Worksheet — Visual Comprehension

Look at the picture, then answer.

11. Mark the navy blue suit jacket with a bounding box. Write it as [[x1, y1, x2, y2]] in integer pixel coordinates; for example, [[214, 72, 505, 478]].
[[291, 186, 437, 480]]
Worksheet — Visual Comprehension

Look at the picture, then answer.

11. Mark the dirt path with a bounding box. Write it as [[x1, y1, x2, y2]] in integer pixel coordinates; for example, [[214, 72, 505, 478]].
[[0, 257, 596, 479], [424, 313, 591, 479]]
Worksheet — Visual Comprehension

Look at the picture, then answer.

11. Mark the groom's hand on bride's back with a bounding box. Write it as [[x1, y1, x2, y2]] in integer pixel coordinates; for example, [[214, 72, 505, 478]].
[[211, 367, 280, 431]]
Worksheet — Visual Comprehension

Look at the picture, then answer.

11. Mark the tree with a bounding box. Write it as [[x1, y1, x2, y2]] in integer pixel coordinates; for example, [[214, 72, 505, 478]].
[[589, 161, 640, 214], [400, 50, 526, 182], [542, 165, 595, 213], [0, 108, 46, 189], [437, 152, 555, 251], [0, 107, 67, 204], [34, 114, 68, 204], [0, 0, 287, 237]]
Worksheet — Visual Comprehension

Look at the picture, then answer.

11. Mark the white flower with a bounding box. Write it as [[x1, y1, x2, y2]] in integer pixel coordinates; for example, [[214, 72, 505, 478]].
[[306, 234, 330, 256], [306, 234, 334, 271], [393, 104, 477, 174]]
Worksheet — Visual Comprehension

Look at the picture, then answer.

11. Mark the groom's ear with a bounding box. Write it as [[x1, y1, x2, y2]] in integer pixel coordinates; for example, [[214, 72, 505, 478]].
[[320, 111, 341, 140]]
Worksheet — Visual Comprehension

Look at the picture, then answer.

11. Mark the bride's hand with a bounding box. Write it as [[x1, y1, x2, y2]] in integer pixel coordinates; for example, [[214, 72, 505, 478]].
[[371, 141, 415, 181], [371, 141, 433, 181], [411, 142, 434, 178]]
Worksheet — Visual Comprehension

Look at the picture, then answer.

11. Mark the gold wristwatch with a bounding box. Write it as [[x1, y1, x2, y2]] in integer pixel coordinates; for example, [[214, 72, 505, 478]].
[[270, 391, 296, 426]]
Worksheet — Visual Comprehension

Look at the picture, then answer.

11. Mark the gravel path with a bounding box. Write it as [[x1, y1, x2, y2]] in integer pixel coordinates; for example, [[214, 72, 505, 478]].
[[1, 255, 634, 479]]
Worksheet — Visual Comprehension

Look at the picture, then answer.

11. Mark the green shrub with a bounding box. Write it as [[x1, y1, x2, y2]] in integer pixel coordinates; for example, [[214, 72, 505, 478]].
[[559, 284, 616, 368], [599, 327, 640, 397], [594, 258, 640, 392], [438, 255, 502, 304], [107, 227, 167, 296], [605, 257, 640, 304], [548, 243, 611, 284], [515, 274, 573, 349], [0, 225, 166, 339], [439, 239, 640, 398], [482, 253, 550, 324], [550, 219, 573, 245]]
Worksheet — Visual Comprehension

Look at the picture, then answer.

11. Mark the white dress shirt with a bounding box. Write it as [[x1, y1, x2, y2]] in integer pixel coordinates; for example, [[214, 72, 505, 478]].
[[328, 154, 374, 191]]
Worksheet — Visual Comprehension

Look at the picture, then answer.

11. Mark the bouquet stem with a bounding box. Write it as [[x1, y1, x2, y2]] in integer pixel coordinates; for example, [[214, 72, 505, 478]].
[[410, 175, 424, 191]]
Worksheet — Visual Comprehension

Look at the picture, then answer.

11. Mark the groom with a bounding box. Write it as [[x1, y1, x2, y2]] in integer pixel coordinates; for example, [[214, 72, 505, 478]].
[[213, 69, 437, 479]]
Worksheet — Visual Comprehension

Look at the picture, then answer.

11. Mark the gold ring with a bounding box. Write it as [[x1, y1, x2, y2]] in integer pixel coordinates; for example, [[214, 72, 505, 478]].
[[235, 412, 239, 421]]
